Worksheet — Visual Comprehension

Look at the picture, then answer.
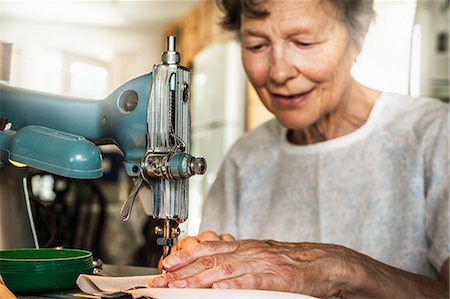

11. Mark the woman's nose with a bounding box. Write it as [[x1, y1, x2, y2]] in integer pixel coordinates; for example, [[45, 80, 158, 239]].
[[269, 48, 298, 85]]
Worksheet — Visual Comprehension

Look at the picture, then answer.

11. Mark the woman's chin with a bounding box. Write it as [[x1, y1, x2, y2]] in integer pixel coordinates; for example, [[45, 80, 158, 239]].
[[275, 115, 312, 131]]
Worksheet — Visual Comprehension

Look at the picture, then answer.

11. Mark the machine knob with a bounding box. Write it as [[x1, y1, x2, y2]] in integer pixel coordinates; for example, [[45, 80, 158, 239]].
[[143, 152, 207, 180], [190, 157, 207, 175], [162, 36, 180, 65]]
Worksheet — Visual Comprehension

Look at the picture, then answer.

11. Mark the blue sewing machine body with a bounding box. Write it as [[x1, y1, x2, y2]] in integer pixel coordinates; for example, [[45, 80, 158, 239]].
[[0, 73, 152, 179]]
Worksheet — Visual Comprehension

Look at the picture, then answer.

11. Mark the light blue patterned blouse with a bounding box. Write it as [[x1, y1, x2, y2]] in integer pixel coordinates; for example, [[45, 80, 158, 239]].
[[200, 93, 449, 279]]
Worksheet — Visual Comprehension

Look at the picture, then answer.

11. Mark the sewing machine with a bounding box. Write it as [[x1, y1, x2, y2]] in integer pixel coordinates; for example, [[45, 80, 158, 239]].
[[0, 36, 206, 261]]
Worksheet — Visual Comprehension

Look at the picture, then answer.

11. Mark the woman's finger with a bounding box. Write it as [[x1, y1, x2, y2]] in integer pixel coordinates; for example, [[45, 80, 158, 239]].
[[212, 272, 281, 291], [150, 253, 234, 287], [166, 259, 262, 289], [178, 236, 200, 250], [157, 236, 201, 271], [197, 230, 221, 242], [177, 231, 234, 251], [163, 240, 239, 271], [219, 233, 235, 241], [168, 260, 253, 288]]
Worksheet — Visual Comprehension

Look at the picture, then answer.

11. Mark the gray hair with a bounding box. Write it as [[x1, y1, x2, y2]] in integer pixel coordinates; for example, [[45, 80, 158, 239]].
[[217, 0, 376, 47]]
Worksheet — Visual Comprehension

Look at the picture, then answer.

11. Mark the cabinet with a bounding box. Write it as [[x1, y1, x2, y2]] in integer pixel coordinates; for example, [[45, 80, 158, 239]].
[[162, 0, 233, 67]]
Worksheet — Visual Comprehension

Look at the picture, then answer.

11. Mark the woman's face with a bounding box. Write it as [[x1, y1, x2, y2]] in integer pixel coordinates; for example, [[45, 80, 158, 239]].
[[241, 0, 360, 130]]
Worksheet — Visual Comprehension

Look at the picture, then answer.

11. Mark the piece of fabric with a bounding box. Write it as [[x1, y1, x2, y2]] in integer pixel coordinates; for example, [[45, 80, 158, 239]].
[[76, 274, 315, 298], [76, 274, 154, 298], [200, 92, 449, 279]]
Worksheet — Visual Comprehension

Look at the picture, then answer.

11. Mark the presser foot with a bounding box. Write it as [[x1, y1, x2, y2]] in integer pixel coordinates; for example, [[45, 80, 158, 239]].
[[155, 220, 180, 267]]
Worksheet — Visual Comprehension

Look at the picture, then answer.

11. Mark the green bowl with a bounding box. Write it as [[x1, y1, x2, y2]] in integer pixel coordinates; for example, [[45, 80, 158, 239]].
[[0, 248, 94, 293]]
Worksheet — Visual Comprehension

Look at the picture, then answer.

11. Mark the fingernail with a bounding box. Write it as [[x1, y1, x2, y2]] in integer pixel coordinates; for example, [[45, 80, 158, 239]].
[[163, 255, 180, 269], [150, 276, 166, 287], [168, 279, 187, 288]]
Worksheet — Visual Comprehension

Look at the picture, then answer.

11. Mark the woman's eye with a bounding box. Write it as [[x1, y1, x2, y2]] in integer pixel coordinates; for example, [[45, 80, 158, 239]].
[[293, 41, 315, 48], [245, 44, 267, 52]]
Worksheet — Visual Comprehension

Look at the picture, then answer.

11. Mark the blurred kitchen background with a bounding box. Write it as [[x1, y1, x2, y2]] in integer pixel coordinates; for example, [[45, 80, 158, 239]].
[[0, 0, 448, 267]]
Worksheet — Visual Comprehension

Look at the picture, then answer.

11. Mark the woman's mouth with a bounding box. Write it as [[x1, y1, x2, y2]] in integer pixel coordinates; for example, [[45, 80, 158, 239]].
[[271, 88, 314, 107]]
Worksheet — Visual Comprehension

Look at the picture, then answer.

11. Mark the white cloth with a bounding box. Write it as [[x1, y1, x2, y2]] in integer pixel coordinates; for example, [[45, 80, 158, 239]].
[[200, 92, 449, 279], [76, 274, 316, 298]]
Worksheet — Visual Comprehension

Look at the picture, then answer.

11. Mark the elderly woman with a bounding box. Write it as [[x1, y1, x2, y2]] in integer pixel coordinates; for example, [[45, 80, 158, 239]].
[[149, 0, 449, 297]]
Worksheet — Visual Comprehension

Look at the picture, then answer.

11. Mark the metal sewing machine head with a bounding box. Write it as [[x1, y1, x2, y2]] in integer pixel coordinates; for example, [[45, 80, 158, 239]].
[[0, 36, 206, 260]]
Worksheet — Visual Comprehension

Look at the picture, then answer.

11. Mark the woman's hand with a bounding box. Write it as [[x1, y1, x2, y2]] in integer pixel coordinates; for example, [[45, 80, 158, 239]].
[[150, 239, 450, 298], [149, 240, 357, 298]]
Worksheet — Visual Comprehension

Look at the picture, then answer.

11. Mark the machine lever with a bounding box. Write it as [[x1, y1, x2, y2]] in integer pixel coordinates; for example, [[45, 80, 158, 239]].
[[120, 177, 144, 221]]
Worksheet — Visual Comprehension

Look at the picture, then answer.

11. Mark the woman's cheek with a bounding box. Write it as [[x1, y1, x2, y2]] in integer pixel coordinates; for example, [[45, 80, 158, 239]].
[[243, 54, 269, 86], [300, 58, 335, 82], [295, 47, 342, 82]]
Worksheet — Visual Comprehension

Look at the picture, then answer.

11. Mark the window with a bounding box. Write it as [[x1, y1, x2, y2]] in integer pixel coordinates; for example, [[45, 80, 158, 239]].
[[9, 46, 110, 99], [70, 62, 108, 99], [351, 0, 417, 95]]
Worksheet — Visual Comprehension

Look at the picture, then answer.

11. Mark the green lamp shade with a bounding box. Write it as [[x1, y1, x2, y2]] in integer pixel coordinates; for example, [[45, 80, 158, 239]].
[[1, 125, 102, 179]]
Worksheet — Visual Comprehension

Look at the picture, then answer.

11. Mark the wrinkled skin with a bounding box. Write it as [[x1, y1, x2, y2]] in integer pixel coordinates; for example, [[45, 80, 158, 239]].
[[152, 237, 357, 298], [149, 232, 449, 298]]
